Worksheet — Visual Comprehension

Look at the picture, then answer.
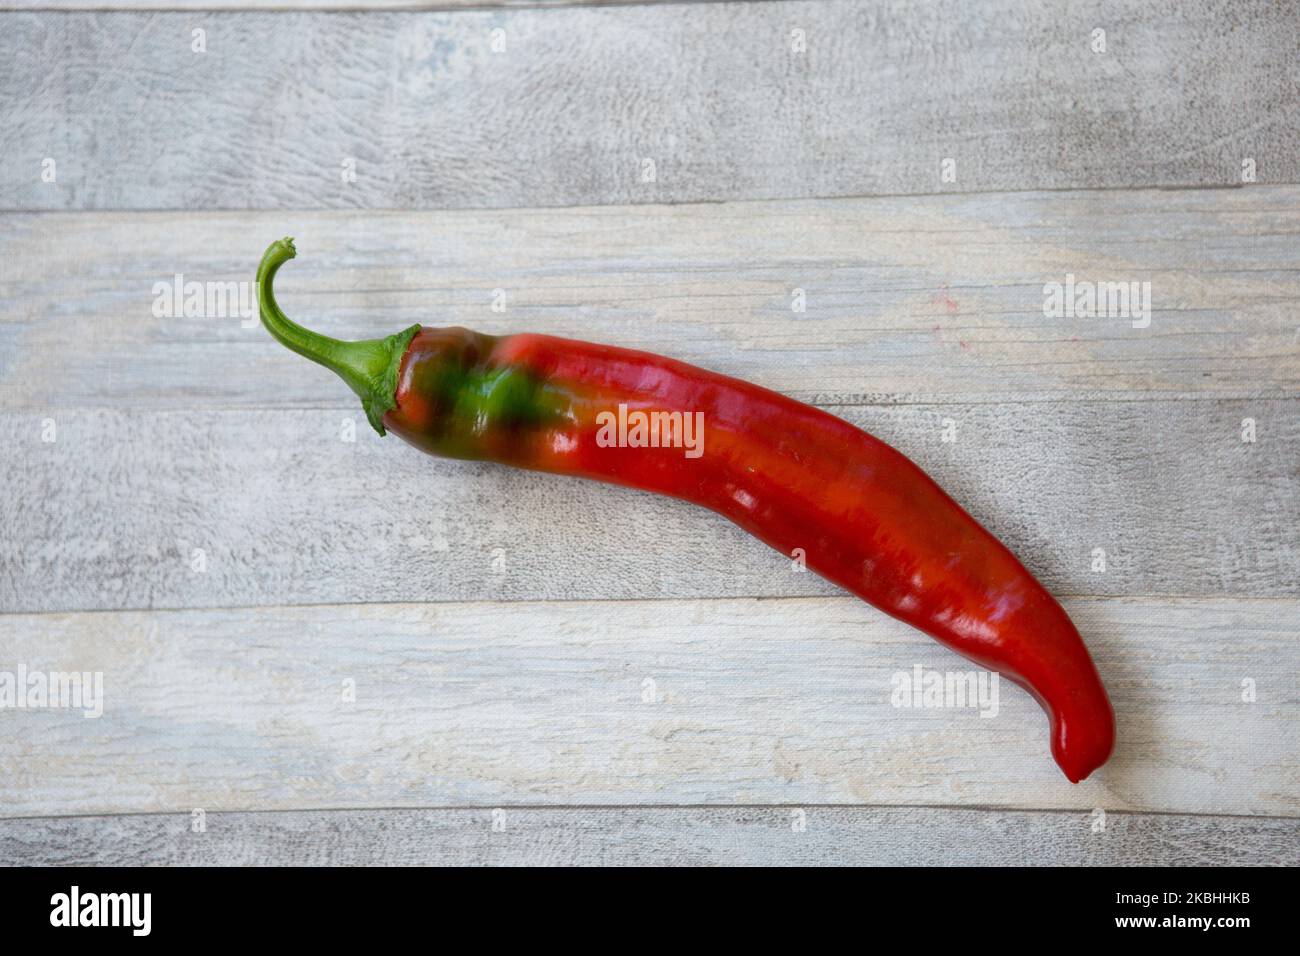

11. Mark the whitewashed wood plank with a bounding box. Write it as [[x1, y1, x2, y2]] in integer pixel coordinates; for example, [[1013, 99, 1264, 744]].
[[5, 1, 659, 7], [0, 596, 1295, 817], [2, 1, 1296, 210], [2, 189, 1297, 412], [1, 806, 1294, 866], [1, 398, 1295, 613]]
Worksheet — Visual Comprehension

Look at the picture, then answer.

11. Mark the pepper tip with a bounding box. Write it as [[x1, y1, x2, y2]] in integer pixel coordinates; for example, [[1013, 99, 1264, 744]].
[[1052, 706, 1115, 783]]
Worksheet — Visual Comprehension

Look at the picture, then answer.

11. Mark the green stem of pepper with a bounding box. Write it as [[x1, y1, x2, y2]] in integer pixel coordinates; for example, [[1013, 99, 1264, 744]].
[[256, 237, 420, 435]]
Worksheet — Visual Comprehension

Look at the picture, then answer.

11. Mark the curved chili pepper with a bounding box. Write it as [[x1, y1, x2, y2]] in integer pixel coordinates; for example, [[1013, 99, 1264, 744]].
[[257, 238, 1115, 782]]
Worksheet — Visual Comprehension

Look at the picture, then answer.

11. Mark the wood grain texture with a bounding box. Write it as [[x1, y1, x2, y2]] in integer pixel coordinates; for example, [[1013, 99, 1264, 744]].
[[0, 596, 1295, 817], [3, 190, 1297, 414], [2, 397, 1296, 613], [6, 2, 661, 8], [1, 0, 1294, 859], [2, 0, 1297, 210], [1, 806, 1295, 866], [5, 197, 1294, 614]]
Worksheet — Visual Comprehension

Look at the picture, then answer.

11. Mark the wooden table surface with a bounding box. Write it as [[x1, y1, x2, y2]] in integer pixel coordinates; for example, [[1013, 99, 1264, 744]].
[[1, 0, 1297, 865]]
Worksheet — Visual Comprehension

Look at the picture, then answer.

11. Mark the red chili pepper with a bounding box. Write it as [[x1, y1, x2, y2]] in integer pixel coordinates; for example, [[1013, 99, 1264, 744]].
[[258, 238, 1115, 781]]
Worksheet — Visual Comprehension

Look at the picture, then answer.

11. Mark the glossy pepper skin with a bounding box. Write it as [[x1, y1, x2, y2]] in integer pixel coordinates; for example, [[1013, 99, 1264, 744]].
[[258, 238, 1115, 782]]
